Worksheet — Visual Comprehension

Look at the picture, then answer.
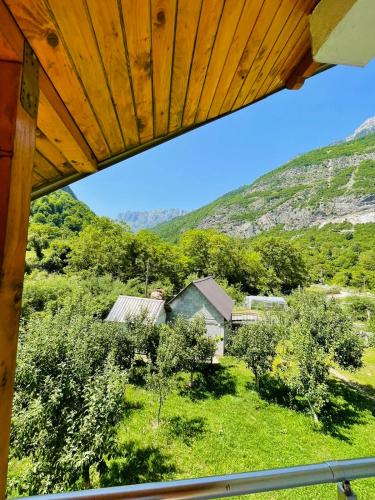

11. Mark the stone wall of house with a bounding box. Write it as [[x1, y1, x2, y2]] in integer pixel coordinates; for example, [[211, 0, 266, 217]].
[[168, 285, 225, 356]]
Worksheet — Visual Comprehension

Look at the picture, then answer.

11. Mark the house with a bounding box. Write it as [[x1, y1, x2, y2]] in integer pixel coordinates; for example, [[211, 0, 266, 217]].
[[167, 277, 234, 356], [106, 295, 166, 325]]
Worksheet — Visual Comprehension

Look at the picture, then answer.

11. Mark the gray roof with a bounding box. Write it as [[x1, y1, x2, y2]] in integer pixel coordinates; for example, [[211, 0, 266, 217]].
[[106, 295, 165, 323], [169, 277, 234, 321]]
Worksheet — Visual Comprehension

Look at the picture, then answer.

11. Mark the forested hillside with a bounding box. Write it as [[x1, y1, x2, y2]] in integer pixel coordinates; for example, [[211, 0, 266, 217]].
[[26, 190, 375, 298], [154, 123, 375, 240]]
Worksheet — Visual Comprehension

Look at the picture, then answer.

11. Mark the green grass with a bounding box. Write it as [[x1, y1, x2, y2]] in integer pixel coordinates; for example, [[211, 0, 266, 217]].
[[336, 348, 375, 390], [102, 356, 375, 499]]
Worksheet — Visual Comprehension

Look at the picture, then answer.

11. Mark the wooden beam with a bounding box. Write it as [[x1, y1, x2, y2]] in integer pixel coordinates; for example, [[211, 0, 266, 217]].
[[0, 48, 38, 498], [285, 49, 320, 90], [0, 0, 97, 174]]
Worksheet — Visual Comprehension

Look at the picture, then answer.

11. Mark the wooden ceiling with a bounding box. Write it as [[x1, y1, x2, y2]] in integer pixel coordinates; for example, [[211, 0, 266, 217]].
[[2, 0, 328, 198]]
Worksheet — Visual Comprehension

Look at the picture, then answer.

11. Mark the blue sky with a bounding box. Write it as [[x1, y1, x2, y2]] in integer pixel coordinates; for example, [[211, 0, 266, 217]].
[[73, 60, 375, 218]]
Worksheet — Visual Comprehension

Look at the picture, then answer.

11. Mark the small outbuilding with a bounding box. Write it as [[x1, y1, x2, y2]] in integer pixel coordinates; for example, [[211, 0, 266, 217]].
[[106, 295, 166, 325], [167, 277, 234, 356], [244, 295, 287, 310]]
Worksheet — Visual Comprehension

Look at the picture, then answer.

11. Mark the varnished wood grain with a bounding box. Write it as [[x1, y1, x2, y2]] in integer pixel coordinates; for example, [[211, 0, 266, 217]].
[[234, 0, 297, 109], [47, 0, 124, 154], [182, 0, 224, 127], [0, 0, 23, 61], [5, 0, 110, 159], [243, 0, 308, 105], [4, 0, 325, 197], [86, 0, 139, 148], [151, 0, 176, 137], [220, 0, 283, 115], [38, 90, 96, 173], [0, 59, 36, 499], [121, 0, 154, 142], [195, 0, 246, 124], [169, 0, 202, 132], [36, 129, 75, 176], [207, 0, 263, 120], [34, 150, 63, 180]]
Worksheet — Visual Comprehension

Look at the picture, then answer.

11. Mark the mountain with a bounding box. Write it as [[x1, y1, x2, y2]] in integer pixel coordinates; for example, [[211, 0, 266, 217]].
[[346, 116, 375, 141], [61, 185, 77, 199], [154, 118, 375, 241], [118, 208, 187, 231]]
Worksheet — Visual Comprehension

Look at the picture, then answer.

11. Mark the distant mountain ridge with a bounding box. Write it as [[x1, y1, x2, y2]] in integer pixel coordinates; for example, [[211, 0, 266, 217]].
[[118, 208, 187, 231], [154, 117, 375, 240]]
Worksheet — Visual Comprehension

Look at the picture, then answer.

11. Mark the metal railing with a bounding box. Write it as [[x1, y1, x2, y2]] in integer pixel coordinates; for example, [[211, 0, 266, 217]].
[[19, 457, 375, 500]]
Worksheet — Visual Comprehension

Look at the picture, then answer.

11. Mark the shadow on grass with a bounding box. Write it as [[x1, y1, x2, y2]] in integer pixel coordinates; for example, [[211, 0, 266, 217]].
[[128, 359, 148, 386], [320, 379, 375, 441], [248, 374, 375, 442], [123, 399, 144, 418], [179, 364, 236, 401], [166, 415, 207, 445], [100, 441, 176, 487]]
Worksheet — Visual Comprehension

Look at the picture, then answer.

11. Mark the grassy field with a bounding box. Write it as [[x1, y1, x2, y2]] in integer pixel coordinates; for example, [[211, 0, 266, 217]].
[[100, 353, 375, 499]]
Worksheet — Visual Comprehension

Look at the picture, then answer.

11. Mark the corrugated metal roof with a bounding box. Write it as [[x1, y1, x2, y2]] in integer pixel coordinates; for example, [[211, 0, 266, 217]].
[[168, 277, 234, 322], [231, 312, 260, 323], [106, 295, 165, 323]]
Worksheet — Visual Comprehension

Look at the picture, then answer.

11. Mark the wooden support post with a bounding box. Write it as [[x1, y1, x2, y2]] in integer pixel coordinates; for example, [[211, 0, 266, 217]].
[[0, 44, 38, 498]]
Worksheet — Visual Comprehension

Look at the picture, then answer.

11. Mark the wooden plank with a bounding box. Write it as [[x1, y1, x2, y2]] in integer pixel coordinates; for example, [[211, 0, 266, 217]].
[[219, 0, 282, 115], [182, 0, 224, 127], [5, 0, 110, 160], [37, 90, 95, 174], [47, 0, 124, 155], [168, 0, 202, 132], [195, 0, 246, 124], [85, 0, 139, 149], [34, 150, 63, 180], [39, 70, 96, 171], [285, 49, 319, 90], [151, 0, 177, 137], [35, 129, 75, 177], [0, 58, 36, 499], [121, 0, 154, 143], [32, 170, 46, 186], [243, 0, 308, 104], [233, 0, 296, 109], [266, 28, 311, 97], [207, 0, 263, 120]]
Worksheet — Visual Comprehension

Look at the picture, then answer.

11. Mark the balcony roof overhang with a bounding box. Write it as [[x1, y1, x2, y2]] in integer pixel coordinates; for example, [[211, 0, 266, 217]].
[[1, 0, 332, 200]]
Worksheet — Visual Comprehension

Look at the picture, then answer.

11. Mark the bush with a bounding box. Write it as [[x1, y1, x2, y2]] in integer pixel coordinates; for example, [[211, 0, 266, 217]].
[[11, 306, 129, 494]]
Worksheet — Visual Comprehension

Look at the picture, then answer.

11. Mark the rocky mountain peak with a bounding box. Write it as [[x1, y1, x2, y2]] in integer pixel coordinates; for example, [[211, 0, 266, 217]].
[[346, 116, 375, 141]]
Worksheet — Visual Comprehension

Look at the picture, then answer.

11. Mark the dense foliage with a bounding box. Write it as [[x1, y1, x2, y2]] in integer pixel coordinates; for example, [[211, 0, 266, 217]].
[[26, 191, 310, 299], [231, 293, 365, 422]]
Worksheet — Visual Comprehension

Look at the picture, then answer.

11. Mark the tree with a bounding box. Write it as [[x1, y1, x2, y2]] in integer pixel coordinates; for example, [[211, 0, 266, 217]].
[[255, 237, 308, 293], [170, 316, 216, 385], [274, 292, 364, 422], [125, 312, 160, 365], [231, 317, 279, 390], [146, 325, 177, 426], [11, 306, 128, 494]]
